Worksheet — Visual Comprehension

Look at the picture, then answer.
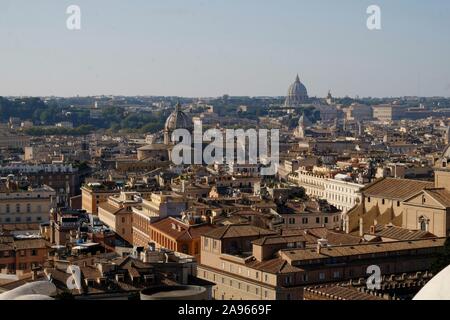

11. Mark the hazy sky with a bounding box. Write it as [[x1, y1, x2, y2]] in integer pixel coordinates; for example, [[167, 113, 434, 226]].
[[1, 0, 450, 98]]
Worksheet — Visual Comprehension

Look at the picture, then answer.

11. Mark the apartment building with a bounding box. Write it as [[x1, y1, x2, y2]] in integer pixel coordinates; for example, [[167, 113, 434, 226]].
[[277, 199, 341, 230], [48, 208, 89, 246], [0, 236, 49, 274], [98, 191, 142, 244], [81, 182, 121, 215], [197, 224, 445, 300], [0, 180, 56, 225], [372, 105, 405, 122], [132, 192, 187, 247], [147, 217, 215, 256], [0, 164, 80, 206]]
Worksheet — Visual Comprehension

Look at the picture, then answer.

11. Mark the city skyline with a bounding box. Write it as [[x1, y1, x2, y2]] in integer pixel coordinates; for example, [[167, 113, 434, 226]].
[[1, 0, 450, 98]]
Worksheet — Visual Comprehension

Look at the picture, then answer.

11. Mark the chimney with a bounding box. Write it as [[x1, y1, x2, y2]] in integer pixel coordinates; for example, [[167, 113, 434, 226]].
[[359, 217, 364, 237], [316, 243, 322, 255], [316, 239, 328, 254]]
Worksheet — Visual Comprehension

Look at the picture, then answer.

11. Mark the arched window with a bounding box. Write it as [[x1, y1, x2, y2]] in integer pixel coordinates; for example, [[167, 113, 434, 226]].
[[419, 216, 429, 232]]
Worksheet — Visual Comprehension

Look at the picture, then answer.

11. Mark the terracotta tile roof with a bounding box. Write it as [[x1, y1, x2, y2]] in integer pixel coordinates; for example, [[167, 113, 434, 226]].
[[281, 228, 363, 246], [150, 217, 215, 241], [375, 225, 435, 240], [246, 257, 302, 274], [282, 238, 445, 262], [304, 285, 384, 300], [204, 224, 277, 240], [80, 266, 102, 280], [252, 235, 307, 246], [0, 223, 41, 232], [424, 188, 450, 207], [363, 178, 433, 200], [13, 239, 48, 250]]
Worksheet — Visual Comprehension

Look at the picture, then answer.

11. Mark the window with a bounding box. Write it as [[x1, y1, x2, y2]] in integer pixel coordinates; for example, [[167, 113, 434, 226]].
[[264, 274, 268, 282], [122, 217, 125, 223], [419, 216, 429, 232], [319, 272, 325, 280], [264, 290, 268, 298], [213, 241, 217, 249], [367, 197, 371, 203], [333, 271, 341, 279], [255, 272, 259, 279], [6, 204, 10, 213], [397, 201, 401, 207], [31, 249, 37, 256], [324, 217, 328, 224], [316, 217, 320, 224], [302, 218, 308, 224], [382, 199, 385, 205], [16, 204, 20, 213], [204, 238, 209, 248], [26, 204, 31, 213], [20, 250, 26, 257]]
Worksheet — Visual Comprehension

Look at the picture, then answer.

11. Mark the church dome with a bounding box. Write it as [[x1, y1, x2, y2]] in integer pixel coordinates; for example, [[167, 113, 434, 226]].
[[165, 103, 193, 132], [285, 74, 308, 107]]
